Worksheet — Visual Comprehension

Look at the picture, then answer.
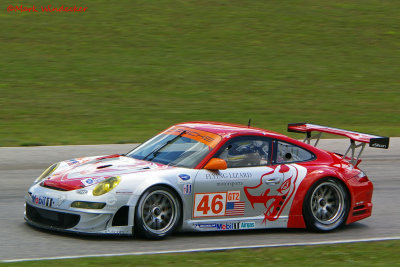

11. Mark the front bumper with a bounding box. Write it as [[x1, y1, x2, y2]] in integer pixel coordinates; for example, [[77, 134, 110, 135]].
[[25, 184, 135, 235]]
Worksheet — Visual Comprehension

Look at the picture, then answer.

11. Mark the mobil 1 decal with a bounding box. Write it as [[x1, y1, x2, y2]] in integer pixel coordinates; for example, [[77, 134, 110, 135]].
[[193, 191, 244, 217], [244, 164, 307, 223]]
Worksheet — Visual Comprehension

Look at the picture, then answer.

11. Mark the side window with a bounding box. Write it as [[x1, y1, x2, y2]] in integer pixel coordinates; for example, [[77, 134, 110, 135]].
[[214, 136, 271, 168], [275, 141, 315, 164]]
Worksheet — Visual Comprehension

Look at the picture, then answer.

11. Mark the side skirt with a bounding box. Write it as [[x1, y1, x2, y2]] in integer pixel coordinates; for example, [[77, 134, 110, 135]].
[[183, 216, 290, 232]]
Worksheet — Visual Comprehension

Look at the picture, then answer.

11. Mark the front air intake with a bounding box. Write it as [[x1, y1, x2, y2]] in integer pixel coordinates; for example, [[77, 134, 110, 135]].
[[26, 203, 80, 229]]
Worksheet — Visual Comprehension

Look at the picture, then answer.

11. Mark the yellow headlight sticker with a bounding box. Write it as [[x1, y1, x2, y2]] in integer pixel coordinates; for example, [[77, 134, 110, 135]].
[[71, 201, 106, 209], [36, 163, 60, 183], [92, 176, 120, 196]]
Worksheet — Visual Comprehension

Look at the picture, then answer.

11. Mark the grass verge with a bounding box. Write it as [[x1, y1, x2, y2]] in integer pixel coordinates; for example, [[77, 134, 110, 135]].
[[1, 240, 399, 266], [1, 0, 399, 146]]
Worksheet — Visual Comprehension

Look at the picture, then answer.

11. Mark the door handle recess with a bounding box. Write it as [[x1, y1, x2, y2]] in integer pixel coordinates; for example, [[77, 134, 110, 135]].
[[264, 178, 281, 185]]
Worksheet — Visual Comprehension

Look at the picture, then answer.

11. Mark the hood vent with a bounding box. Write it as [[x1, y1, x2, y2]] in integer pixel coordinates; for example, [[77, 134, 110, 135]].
[[97, 164, 113, 169], [40, 184, 67, 191]]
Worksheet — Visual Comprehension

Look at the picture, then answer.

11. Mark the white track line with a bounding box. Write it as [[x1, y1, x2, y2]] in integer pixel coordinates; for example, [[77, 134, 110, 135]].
[[3, 236, 400, 263]]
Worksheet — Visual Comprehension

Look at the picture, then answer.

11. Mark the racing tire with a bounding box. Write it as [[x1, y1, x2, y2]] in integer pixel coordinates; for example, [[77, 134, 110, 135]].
[[134, 186, 181, 240], [303, 178, 350, 232]]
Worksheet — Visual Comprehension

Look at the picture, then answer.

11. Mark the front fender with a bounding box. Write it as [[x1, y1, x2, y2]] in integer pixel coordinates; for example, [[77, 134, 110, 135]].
[[126, 176, 182, 206]]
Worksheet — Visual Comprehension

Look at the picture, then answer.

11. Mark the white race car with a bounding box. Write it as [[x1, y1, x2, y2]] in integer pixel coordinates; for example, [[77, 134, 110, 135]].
[[25, 121, 388, 239]]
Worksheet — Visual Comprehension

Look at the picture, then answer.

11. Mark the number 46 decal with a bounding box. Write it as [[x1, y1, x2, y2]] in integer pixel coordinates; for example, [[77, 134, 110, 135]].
[[193, 191, 240, 217]]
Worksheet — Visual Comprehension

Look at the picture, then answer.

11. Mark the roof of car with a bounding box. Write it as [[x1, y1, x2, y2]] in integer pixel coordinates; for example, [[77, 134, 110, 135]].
[[175, 121, 287, 139]]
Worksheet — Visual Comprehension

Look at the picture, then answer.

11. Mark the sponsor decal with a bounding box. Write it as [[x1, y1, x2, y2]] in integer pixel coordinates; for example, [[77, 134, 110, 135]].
[[66, 159, 79, 166], [216, 181, 244, 187], [205, 172, 252, 180], [194, 221, 255, 230], [116, 189, 133, 195], [178, 174, 192, 184], [106, 196, 117, 205], [96, 154, 121, 161], [82, 178, 95, 186], [178, 174, 191, 181], [103, 228, 129, 234], [183, 184, 192, 195], [163, 126, 222, 148], [244, 164, 307, 223], [81, 177, 106, 187], [193, 191, 244, 217], [371, 143, 387, 148], [215, 222, 255, 230], [31, 194, 54, 207], [194, 223, 217, 229], [240, 221, 255, 229], [76, 189, 88, 194], [82, 178, 94, 185], [216, 222, 240, 230]]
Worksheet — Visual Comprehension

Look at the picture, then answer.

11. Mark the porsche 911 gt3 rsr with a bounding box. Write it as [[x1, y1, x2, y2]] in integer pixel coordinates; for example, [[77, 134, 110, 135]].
[[25, 121, 389, 239]]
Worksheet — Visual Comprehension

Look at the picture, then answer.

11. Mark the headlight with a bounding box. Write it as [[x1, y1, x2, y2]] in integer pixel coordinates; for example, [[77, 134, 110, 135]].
[[92, 176, 120, 196], [34, 163, 60, 184], [71, 201, 106, 209]]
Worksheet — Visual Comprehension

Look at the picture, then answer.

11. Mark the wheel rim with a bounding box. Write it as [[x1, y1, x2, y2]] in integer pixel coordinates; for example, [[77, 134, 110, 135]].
[[141, 190, 178, 234], [310, 182, 345, 225]]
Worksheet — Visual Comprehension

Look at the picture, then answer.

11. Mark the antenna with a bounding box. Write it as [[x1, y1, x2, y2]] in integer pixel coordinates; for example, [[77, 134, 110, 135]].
[[248, 118, 251, 128]]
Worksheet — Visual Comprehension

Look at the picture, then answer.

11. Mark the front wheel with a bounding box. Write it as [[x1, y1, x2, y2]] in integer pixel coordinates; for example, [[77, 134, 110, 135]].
[[303, 178, 349, 232], [135, 186, 181, 239]]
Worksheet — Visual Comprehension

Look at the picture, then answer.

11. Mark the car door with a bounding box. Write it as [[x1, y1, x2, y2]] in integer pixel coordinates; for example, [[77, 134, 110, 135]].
[[240, 139, 311, 225], [193, 136, 284, 220]]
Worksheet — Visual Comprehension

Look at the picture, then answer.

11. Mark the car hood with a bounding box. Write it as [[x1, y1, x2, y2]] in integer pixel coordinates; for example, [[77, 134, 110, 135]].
[[41, 154, 169, 191]]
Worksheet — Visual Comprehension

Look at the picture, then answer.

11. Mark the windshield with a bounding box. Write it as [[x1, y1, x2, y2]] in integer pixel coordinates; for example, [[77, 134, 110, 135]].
[[126, 126, 222, 168]]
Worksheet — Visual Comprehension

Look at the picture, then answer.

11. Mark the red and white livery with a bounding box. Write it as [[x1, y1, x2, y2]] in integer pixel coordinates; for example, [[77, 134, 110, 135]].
[[25, 121, 389, 239]]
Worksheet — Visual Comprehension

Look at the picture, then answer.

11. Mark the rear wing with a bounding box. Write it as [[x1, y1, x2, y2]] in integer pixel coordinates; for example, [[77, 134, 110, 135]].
[[288, 123, 389, 166]]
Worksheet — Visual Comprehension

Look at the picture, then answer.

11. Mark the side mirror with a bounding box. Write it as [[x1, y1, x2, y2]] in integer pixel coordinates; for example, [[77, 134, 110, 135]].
[[203, 158, 227, 170]]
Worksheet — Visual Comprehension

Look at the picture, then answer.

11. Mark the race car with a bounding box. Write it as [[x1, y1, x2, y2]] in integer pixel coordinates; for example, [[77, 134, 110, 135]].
[[25, 121, 389, 239]]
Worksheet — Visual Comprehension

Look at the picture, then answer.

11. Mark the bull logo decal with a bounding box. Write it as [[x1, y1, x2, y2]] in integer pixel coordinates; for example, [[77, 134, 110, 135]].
[[244, 164, 305, 223]]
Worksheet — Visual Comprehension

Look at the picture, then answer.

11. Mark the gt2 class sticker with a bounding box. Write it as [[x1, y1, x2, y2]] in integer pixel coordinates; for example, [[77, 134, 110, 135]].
[[193, 191, 244, 217]]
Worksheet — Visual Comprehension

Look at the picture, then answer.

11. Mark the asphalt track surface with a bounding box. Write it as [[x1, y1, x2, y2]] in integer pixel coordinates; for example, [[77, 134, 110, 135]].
[[1, 139, 399, 261]]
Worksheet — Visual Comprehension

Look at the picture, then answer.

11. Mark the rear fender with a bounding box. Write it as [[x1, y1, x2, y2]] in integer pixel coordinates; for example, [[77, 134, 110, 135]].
[[287, 167, 350, 228]]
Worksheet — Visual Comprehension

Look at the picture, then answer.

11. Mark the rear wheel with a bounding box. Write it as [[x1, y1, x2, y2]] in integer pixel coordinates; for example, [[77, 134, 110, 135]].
[[303, 178, 349, 232], [135, 186, 181, 239]]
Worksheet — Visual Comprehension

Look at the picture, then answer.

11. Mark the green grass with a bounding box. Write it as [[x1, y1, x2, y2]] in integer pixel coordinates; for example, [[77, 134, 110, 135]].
[[1, 0, 399, 146], [2, 240, 400, 266]]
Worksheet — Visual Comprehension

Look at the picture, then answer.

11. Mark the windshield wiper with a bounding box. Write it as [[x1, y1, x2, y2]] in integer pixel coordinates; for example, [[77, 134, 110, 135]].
[[142, 131, 186, 161]]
